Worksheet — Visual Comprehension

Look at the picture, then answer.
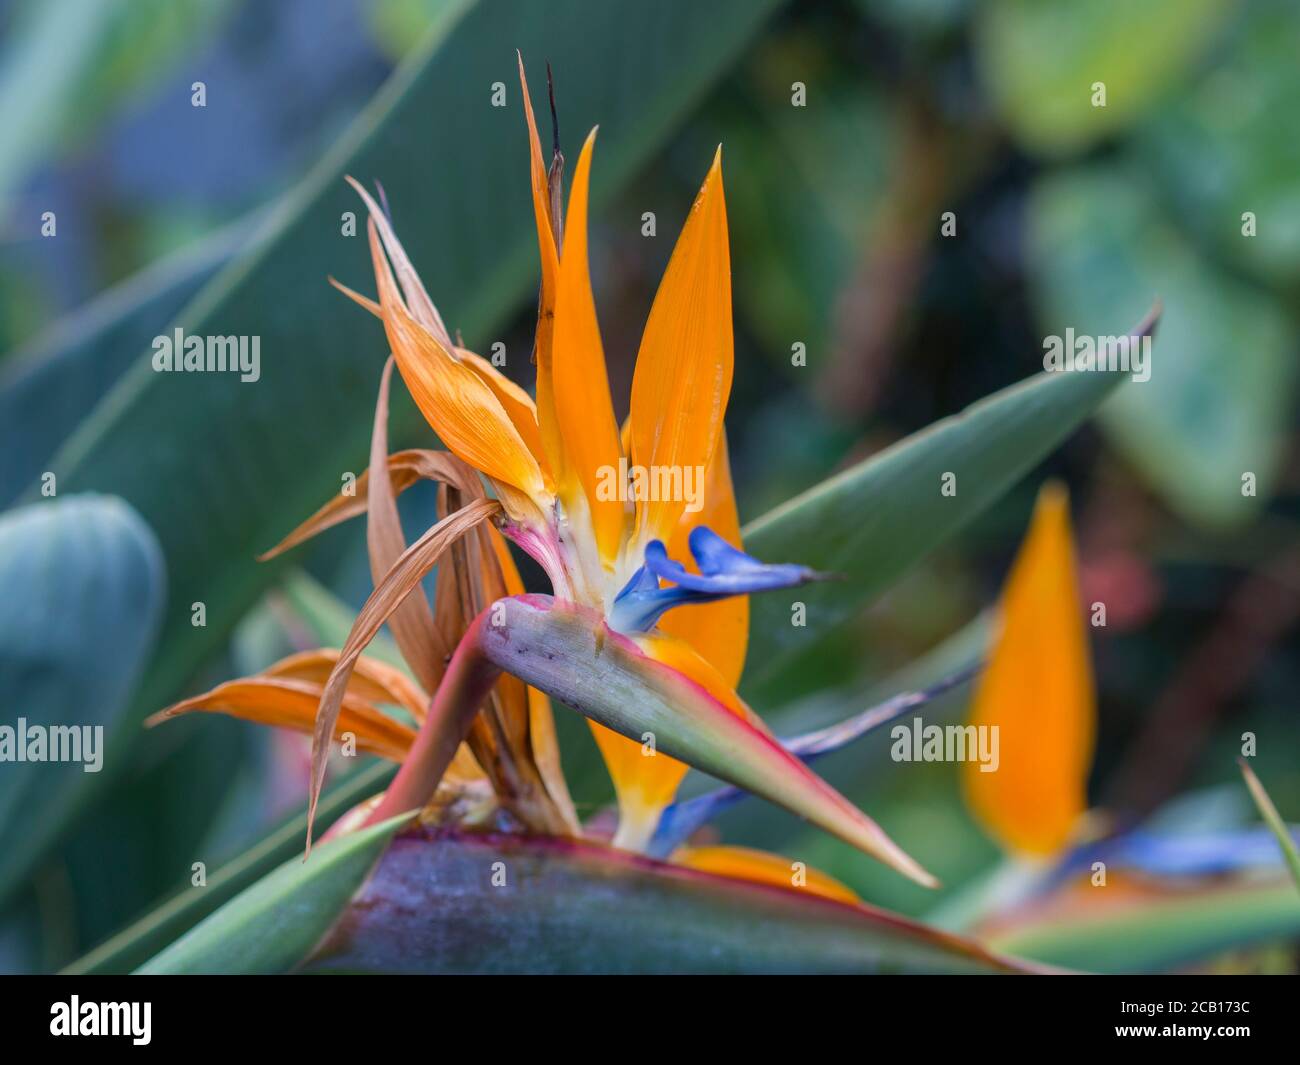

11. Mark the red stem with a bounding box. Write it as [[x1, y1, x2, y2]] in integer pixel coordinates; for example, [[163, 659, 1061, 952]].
[[364, 610, 500, 827]]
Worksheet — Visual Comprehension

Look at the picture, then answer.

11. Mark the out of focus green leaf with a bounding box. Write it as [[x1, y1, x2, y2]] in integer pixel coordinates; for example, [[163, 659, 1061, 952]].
[[304, 830, 1029, 974], [0, 0, 235, 208], [66, 759, 394, 974], [280, 570, 405, 671], [137, 810, 405, 974], [1240, 762, 1300, 894], [0, 220, 249, 507], [40, 0, 782, 734], [720, 617, 995, 917], [1028, 165, 1294, 527], [721, 43, 893, 374], [740, 339, 1147, 701], [974, 0, 1228, 156], [987, 879, 1300, 973], [0, 495, 164, 906], [1142, 0, 1300, 284]]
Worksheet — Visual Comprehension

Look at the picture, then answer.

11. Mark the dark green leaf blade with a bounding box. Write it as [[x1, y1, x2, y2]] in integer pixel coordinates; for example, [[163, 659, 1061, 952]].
[[304, 829, 1033, 974], [741, 313, 1154, 698], [0, 494, 165, 905], [64, 760, 395, 975], [987, 879, 1300, 974], [0, 220, 248, 507]]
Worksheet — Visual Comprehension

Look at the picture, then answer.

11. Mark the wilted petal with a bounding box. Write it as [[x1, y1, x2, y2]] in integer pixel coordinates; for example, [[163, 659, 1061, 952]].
[[367, 219, 547, 508], [307, 498, 501, 847], [458, 347, 548, 480], [517, 53, 565, 483], [344, 176, 451, 346], [366, 358, 447, 694], [261, 649, 428, 721], [256, 447, 482, 562], [148, 676, 416, 763]]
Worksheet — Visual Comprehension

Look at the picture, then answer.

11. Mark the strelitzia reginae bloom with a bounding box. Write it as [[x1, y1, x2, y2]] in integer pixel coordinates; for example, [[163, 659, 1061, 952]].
[[152, 56, 938, 896]]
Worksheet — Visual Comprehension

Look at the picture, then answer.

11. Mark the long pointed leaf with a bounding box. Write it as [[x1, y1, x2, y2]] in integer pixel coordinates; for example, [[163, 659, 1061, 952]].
[[305, 829, 1030, 974], [987, 879, 1300, 974], [741, 307, 1157, 700]]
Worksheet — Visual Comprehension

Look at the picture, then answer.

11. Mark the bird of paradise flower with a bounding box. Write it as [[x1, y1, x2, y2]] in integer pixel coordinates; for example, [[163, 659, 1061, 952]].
[[149, 54, 947, 900]]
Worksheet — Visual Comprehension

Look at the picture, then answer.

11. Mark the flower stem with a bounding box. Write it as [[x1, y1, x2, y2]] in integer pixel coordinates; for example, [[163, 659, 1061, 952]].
[[364, 610, 500, 828]]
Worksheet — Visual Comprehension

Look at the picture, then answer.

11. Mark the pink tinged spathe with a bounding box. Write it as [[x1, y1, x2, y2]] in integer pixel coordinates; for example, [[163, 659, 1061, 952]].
[[383, 594, 936, 887]]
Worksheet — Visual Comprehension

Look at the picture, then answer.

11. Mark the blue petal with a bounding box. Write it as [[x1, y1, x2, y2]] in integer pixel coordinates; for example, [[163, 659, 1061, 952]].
[[1047, 827, 1300, 884], [609, 525, 823, 634], [645, 527, 820, 594]]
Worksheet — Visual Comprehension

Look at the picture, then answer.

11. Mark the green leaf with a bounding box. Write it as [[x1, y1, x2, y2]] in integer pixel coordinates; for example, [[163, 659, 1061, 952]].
[[1139, 0, 1300, 285], [303, 829, 1031, 974], [739, 327, 1151, 699], [0, 220, 248, 507], [41, 0, 782, 734], [136, 810, 407, 974], [1028, 164, 1294, 527], [64, 760, 395, 974], [1240, 761, 1300, 895], [987, 879, 1300, 973], [974, 0, 1229, 157], [280, 569, 405, 672], [0, 0, 234, 207], [0, 495, 164, 906]]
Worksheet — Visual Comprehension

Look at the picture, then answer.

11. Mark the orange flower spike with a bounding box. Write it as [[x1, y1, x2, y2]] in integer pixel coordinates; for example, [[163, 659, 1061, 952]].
[[658, 431, 748, 687], [963, 482, 1096, 857], [517, 54, 565, 485], [457, 346, 547, 468], [629, 147, 734, 547], [552, 127, 626, 566]]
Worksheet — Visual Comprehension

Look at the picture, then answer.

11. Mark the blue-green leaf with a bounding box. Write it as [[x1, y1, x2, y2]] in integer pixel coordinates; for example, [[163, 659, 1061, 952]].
[[0, 494, 165, 904]]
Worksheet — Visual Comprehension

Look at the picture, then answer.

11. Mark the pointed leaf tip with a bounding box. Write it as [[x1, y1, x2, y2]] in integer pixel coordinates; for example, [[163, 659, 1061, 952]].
[[479, 596, 937, 888]]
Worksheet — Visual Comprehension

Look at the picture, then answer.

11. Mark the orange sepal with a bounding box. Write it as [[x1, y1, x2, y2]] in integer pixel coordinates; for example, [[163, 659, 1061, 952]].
[[629, 147, 733, 545], [551, 127, 625, 565], [674, 845, 862, 906], [658, 430, 748, 686], [963, 482, 1096, 856], [367, 220, 547, 506]]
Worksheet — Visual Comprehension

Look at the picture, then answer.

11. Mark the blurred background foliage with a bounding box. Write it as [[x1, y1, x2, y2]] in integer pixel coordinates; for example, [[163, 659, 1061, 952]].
[[0, 0, 1297, 972]]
